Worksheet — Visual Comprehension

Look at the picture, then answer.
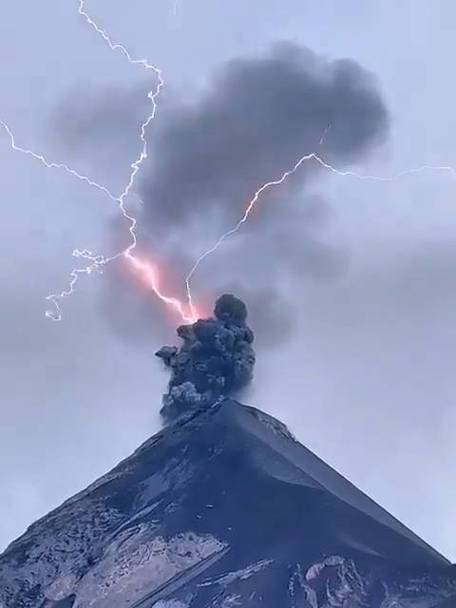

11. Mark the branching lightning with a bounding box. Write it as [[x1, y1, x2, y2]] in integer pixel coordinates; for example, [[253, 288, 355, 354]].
[[185, 152, 456, 314], [0, 120, 118, 202], [2, 1, 456, 329], [1, 1, 197, 325], [46, 0, 176, 322], [185, 152, 315, 317]]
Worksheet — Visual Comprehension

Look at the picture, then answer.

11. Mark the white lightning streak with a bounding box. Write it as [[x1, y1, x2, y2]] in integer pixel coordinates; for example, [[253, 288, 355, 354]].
[[76, 0, 164, 212], [185, 152, 313, 316], [44, 0, 164, 320], [185, 151, 456, 315], [0, 120, 118, 202], [0, 1, 165, 321], [2, 0, 456, 324]]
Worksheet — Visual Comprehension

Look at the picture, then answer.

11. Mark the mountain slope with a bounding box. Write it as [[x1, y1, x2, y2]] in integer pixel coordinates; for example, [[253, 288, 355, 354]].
[[0, 399, 454, 608]]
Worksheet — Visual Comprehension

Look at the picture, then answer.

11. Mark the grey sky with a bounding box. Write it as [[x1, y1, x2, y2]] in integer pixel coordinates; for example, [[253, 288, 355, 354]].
[[1, 0, 456, 561]]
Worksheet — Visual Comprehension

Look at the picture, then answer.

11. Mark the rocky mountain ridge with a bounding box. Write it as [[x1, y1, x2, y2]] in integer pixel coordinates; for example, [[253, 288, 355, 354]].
[[1, 398, 454, 608]]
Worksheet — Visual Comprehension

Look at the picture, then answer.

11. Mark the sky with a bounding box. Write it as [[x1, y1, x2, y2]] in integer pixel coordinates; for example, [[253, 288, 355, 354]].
[[1, 0, 456, 560]]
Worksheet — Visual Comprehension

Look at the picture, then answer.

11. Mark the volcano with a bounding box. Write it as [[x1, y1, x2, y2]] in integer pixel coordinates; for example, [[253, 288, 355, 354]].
[[1, 296, 455, 608]]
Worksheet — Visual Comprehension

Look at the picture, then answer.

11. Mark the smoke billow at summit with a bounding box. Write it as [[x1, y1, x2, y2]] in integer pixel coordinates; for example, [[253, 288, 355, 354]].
[[156, 294, 255, 421]]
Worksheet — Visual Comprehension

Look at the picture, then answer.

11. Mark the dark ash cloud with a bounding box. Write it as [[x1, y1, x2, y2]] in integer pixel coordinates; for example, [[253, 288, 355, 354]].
[[156, 294, 255, 422], [51, 42, 389, 347], [129, 43, 388, 341], [212, 283, 296, 350], [140, 42, 388, 232]]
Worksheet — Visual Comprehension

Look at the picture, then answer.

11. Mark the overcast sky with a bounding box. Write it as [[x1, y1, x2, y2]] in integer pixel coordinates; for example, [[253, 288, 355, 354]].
[[1, 0, 456, 561]]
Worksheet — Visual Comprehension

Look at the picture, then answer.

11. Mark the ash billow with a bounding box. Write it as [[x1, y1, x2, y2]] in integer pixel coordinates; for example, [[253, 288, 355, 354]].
[[156, 294, 255, 421]]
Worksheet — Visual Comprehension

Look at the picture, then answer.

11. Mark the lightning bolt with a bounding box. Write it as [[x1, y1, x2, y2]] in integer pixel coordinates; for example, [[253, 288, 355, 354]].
[[1, 1, 198, 325], [185, 152, 314, 317], [0, 120, 118, 202], [45, 0, 169, 321], [74, 1, 199, 322], [185, 152, 456, 315], [2, 1, 456, 327]]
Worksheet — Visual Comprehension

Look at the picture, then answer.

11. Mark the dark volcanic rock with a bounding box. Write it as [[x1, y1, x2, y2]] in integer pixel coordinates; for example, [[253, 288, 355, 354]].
[[0, 400, 454, 608]]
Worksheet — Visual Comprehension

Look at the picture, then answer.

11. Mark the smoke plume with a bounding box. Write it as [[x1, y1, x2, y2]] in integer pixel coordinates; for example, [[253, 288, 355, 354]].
[[139, 41, 388, 234], [156, 294, 255, 421], [51, 42, 389, 346]]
